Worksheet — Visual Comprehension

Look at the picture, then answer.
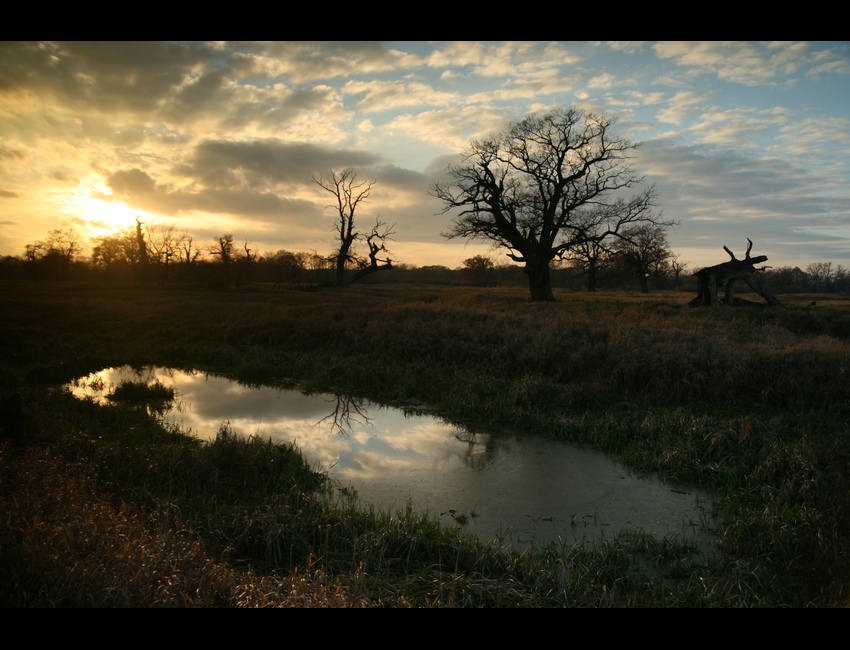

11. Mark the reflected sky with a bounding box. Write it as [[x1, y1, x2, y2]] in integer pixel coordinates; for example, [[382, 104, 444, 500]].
[[68, 366, 716, 551]]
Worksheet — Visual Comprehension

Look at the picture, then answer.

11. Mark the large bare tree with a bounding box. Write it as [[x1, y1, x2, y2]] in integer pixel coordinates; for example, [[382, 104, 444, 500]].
[[430, 107, 671, 301], [313, 168, 394, 287]]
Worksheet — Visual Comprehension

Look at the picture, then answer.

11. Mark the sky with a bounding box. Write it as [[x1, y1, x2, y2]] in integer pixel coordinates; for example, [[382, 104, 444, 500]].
[[1, 41, 849, 271]]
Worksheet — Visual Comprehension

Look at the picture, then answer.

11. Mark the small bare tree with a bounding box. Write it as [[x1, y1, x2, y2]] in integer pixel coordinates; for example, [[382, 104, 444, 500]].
[[611, 224, 673, 293], [313, 168, 394, 287]]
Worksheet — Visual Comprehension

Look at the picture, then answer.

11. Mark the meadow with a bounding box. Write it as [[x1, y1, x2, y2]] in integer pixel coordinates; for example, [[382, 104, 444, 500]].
[[1, 280, 849, 607]]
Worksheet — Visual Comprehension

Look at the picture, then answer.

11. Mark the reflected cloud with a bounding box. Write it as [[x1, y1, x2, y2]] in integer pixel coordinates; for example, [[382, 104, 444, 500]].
[[67, 365, 716, 552]]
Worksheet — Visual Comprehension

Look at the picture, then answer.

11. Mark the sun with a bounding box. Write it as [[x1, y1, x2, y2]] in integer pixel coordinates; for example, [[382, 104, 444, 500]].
[[77, 197, 149, 237], [61, 178, 158, 240]]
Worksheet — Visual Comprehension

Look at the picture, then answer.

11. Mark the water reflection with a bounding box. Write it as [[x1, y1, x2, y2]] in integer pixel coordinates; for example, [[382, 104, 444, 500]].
[[67, 366, 715, 551]]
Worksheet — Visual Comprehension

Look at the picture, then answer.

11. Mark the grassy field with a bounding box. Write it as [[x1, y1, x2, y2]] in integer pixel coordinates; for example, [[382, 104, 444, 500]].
[[1, 280, 849, 607]]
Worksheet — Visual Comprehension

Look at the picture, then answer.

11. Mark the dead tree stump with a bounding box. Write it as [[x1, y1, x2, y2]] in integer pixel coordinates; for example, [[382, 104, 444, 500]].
[[690, 238, 782, 307]]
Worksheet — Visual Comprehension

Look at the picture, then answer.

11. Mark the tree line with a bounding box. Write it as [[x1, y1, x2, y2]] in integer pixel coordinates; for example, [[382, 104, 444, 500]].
[[0, 106, 846, 297], [1, 223, 845, 296]]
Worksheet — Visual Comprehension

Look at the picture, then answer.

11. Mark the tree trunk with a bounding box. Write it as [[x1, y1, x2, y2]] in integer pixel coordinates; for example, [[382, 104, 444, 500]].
[[347, 260, 393, 285], [586, 259, 598, 292], [690, 239, 781, 307], [334, 238, 353, 287], [525, 259, 555, 302]]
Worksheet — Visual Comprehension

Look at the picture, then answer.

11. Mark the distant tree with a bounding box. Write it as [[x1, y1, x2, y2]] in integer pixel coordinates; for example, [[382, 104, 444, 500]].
[[560, 208, 616, 291], [430, 107, 672, 301], [313, 168, 395, 287], [0, 254, 23, 280], [401, 264, 456, 285], [762, 266, 807, 294], [806, 262, 834, 293], [146, 223, 180, 267], [611, 224, 673, 293], [177, 235, 203, 266], [669, 254, 688, 289], [833, 265, 848, 294], [44, 228, 83, 263], [208, 234, 235, 286], [209, 234, 234, 265], [134, 217, 150, 279], [265, 249, 307, 288], [24, 227, 84, 279], [234, 240, 257, 287], [460, 255, 496, 287], [91, 228, 138, 280]]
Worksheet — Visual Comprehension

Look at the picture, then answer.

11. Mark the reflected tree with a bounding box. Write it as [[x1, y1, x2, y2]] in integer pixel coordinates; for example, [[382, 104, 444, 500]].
[[316, 394, 372, 437]]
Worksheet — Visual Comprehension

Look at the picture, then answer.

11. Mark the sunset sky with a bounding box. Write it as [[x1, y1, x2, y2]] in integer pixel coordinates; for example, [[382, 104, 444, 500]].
[[1, 41, 848, 271]]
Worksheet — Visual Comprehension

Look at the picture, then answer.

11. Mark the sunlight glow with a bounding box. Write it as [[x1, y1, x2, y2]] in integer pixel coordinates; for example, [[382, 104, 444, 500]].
[[62, 177, 159, 240]]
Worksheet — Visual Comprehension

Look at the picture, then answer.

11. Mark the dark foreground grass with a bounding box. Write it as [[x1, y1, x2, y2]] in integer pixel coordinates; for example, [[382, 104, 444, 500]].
[[1, 280, 849, 607]]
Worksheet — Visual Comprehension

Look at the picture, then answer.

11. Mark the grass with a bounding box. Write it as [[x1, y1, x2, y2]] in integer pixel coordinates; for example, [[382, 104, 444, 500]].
[[1, 280, 849, 606]]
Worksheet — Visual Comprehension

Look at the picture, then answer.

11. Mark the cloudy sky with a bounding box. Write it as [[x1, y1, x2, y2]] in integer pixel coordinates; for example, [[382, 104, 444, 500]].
[[1, 41, 848, 270]]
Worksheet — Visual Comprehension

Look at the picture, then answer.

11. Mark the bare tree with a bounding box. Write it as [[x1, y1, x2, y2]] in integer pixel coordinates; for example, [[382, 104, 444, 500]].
[[134, 217, 150, 274], [806, 262, 834, 292], [235, 240, 257, 287], [430, 107, 672, 301], [669, 254, 688, 289], [90, 227, 138, 279], [561, 207, 618, 291], [146, 223, 180, 267], [209, 234, 234, 264], [208, 234, 235, 286], [266, 249, 307, 288], [611, 224, 673, 293], [313, 168, 395, 287], [24, 227, 84, 279], [177, 235, 203, 266]]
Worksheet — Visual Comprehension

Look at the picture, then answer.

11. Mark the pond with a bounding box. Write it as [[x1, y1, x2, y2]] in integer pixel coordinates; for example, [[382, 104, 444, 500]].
[[67, 365, 716, 552]]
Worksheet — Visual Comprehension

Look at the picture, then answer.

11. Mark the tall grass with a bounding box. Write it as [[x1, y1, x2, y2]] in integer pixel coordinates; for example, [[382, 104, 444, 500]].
[[2, 281, 849, 606]]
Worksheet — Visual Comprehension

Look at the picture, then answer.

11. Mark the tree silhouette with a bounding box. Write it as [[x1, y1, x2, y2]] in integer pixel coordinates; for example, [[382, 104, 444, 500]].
[[430, 107, 671, 301], [313, 168, 395, 287], [611, 224, 673, 293]]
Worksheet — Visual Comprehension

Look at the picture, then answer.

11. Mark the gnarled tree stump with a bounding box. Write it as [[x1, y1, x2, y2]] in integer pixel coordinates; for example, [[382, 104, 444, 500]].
[[690, 238, 781, 307]]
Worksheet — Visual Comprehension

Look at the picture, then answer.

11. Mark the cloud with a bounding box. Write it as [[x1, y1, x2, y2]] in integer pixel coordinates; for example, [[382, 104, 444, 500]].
[[98, 138, 400, 232], [108, 168, 156, 195], [232, 42, 425, 84], [0, 146, 26, 176], [606, 42, 647, 55], [656, 91, 712, 125], [103, 167, 325, 232], [588, 73, 617, 89], [342, 79, 460, 112], [653, 41, 850, 87], [189, 139, 383, 188], [386, 106, 516, 152], [426, 41, 581, 78], [637, 138, 850, 266], [689, 107, 788, 147]]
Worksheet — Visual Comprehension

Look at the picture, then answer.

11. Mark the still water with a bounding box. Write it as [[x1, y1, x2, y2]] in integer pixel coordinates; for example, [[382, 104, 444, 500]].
[[67, 365, 715, 551]]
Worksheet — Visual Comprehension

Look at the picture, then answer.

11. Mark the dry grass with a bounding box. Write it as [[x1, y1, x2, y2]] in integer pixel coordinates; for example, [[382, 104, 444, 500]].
[[0, 445, 372, 608], [3, 282, 850, 606]]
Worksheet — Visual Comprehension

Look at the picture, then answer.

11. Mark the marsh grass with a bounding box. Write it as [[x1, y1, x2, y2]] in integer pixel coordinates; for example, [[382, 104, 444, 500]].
[[2, 281, 849, 606]]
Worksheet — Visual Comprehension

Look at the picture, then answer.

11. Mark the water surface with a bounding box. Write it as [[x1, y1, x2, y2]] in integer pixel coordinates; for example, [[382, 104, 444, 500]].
[[68, 365, 715, 551]]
